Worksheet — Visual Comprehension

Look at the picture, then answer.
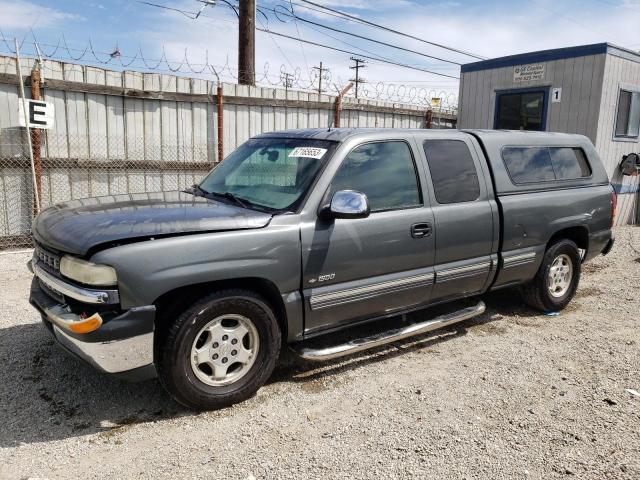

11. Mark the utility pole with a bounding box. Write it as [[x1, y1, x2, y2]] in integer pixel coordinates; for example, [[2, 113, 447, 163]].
[[238, 0, 255, 86], [281, 71, 294, 92], [349, 57, 366, 99], [281, 71, 294, 129], [313, 61, 328, 95]]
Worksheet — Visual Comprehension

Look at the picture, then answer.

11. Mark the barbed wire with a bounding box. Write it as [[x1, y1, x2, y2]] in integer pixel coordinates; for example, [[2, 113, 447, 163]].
[[0, 29, 458, 110]]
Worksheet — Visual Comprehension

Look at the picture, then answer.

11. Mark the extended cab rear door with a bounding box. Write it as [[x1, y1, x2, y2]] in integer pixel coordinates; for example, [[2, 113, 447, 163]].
[[415, 132, 499, 302]]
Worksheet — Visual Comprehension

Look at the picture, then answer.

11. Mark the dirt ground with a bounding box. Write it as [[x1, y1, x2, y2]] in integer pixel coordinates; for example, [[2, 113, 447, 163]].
[[0, 227, 639, 480]]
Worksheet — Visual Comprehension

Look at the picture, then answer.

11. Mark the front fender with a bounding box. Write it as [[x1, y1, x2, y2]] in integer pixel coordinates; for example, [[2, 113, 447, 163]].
[[91, 224, 301, 309]]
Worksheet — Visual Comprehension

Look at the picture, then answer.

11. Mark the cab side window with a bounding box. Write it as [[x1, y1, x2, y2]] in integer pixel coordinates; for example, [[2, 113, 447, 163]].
[[330, 141, 421, 212], [423, 140, 481, 204]]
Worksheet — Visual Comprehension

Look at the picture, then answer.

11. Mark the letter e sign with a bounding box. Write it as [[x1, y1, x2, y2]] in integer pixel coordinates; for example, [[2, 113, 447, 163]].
[[18, 100, 55, 129]]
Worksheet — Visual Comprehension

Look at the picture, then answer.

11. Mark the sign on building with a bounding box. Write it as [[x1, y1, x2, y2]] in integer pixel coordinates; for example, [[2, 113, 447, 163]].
[[18, 100, 55, 129], [513, 64, 545, 83]]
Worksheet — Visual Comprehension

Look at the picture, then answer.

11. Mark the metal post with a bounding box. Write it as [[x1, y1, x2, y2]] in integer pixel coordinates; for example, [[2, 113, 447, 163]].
[[334, 82, 353, 128], [216, 84, 224, 162], [30, 66, 43, 209], [15, 38, 40, 214], [238, 0, 255, 86]]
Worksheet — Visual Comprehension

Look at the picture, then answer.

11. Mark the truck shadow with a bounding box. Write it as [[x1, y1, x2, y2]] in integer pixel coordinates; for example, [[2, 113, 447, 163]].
[[0, 322, 185, 448], [272, 288, 535, 385], [0, 289, 538, 448]]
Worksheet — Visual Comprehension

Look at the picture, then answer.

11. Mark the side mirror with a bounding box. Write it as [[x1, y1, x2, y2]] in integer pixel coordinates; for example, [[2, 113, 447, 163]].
[[323, 190, 370, 219]]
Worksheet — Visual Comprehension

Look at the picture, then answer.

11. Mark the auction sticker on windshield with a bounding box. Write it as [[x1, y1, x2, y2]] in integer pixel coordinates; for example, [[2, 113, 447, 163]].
[[289, 147, 327, 159]]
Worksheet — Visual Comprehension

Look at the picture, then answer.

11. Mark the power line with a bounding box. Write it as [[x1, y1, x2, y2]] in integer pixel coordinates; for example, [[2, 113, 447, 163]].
[[287, 1, 310, 76], [262, 4, 463, 66], [256, 14, 297, 71], [284, 0, 364, 23], [197, 6, 460, 79], [294, 0, 486, 60], [135, 0, 199, 19], [254, 26, 460, 79], [136, 0, 460, 79], [275, 9, 432, 74]]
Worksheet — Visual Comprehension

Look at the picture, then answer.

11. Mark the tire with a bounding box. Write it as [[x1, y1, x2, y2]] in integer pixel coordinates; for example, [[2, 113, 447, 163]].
[[156, 289, 281, 410], [520, 239, 581, 312]]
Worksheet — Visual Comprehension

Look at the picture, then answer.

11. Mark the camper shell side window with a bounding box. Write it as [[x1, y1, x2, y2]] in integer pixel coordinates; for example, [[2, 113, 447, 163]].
[[501, 146, 592, 184]]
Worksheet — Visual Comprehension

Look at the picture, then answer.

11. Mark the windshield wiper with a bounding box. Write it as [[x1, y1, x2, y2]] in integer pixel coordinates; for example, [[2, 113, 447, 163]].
[[210, 191, 250, 209]]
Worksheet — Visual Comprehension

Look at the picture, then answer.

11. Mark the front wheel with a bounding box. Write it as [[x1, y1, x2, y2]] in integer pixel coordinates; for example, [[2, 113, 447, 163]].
[[521, 239, 581, 312], [156, 289, 281, 410]]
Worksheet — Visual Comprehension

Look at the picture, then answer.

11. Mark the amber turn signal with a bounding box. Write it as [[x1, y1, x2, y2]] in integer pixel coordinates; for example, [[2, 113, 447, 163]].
[[66, 313, 103, 334]]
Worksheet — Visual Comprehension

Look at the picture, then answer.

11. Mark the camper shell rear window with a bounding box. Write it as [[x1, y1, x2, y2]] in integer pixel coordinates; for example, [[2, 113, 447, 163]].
[[501, 146, 591, 184]]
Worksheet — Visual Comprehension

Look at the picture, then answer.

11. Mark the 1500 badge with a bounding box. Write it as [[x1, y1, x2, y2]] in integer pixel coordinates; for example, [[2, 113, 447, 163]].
[[308, 273, 335, 284]]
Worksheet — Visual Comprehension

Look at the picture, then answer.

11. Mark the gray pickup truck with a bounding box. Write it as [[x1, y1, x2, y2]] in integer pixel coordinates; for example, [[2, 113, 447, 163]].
[[28, 128, 615, 409]]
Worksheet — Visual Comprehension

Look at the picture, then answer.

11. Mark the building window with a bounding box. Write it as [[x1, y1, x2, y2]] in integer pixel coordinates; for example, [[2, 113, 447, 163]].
[[495, 89, 547, 131], [615, 89, 640, 139]]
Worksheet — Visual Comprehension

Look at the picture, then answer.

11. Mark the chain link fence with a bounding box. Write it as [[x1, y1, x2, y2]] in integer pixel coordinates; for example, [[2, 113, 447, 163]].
[[0, 128, 214, 249]]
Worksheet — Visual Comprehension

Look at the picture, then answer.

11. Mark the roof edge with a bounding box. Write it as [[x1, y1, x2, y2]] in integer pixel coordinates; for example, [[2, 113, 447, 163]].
[[461, 43, 611, 74]]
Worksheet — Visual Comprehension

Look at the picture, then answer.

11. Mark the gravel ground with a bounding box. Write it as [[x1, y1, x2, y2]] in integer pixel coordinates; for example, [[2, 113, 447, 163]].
[[1, 227, 639, 480]]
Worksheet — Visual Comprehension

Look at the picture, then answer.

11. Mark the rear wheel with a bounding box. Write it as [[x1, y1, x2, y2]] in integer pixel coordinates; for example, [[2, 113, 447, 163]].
[[521, 239, 581, 312], [156, 289, 281, 410]]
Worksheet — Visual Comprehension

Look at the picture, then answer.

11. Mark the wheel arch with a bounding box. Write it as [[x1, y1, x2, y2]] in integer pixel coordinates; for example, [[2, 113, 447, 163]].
[[547, 225, 589, 256], [152, 277, 289, 341]]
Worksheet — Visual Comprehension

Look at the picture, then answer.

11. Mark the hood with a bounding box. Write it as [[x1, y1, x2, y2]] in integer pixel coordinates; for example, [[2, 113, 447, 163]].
[[33, 191, 273, 256]]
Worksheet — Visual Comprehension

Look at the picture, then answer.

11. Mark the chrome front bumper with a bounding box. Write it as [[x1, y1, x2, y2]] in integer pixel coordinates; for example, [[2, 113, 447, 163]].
[[29, 263, 157, 380], [52, 324, 154, 374]]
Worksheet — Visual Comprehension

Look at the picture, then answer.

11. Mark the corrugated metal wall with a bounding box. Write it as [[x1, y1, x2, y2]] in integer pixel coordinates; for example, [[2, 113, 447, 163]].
[[0, 55, 453, 246]]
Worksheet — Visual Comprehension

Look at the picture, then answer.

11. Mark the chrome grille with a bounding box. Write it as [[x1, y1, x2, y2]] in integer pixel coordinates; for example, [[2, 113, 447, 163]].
[[34, 245, 61, 272], [39, 278, 65, 304]]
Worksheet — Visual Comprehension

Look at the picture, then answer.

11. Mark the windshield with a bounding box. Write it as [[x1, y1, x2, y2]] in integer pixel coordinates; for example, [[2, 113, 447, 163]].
[[198, 138, 337, 212]]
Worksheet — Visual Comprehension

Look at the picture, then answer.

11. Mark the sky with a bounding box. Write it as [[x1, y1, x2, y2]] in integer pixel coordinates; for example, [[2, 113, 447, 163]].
[[1, 0, 639, 107]]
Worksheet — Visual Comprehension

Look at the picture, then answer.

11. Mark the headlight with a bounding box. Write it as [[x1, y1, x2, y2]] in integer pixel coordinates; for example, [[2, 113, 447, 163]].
[[60, 256, 117, 286]]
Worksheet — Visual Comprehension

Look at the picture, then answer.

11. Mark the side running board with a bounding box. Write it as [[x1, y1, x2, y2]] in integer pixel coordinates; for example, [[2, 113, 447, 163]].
[[294, 301, 486, 362]]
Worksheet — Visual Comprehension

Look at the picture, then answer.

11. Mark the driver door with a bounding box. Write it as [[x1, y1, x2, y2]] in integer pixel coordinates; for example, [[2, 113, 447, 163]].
[[300, 140, 436, 336]]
